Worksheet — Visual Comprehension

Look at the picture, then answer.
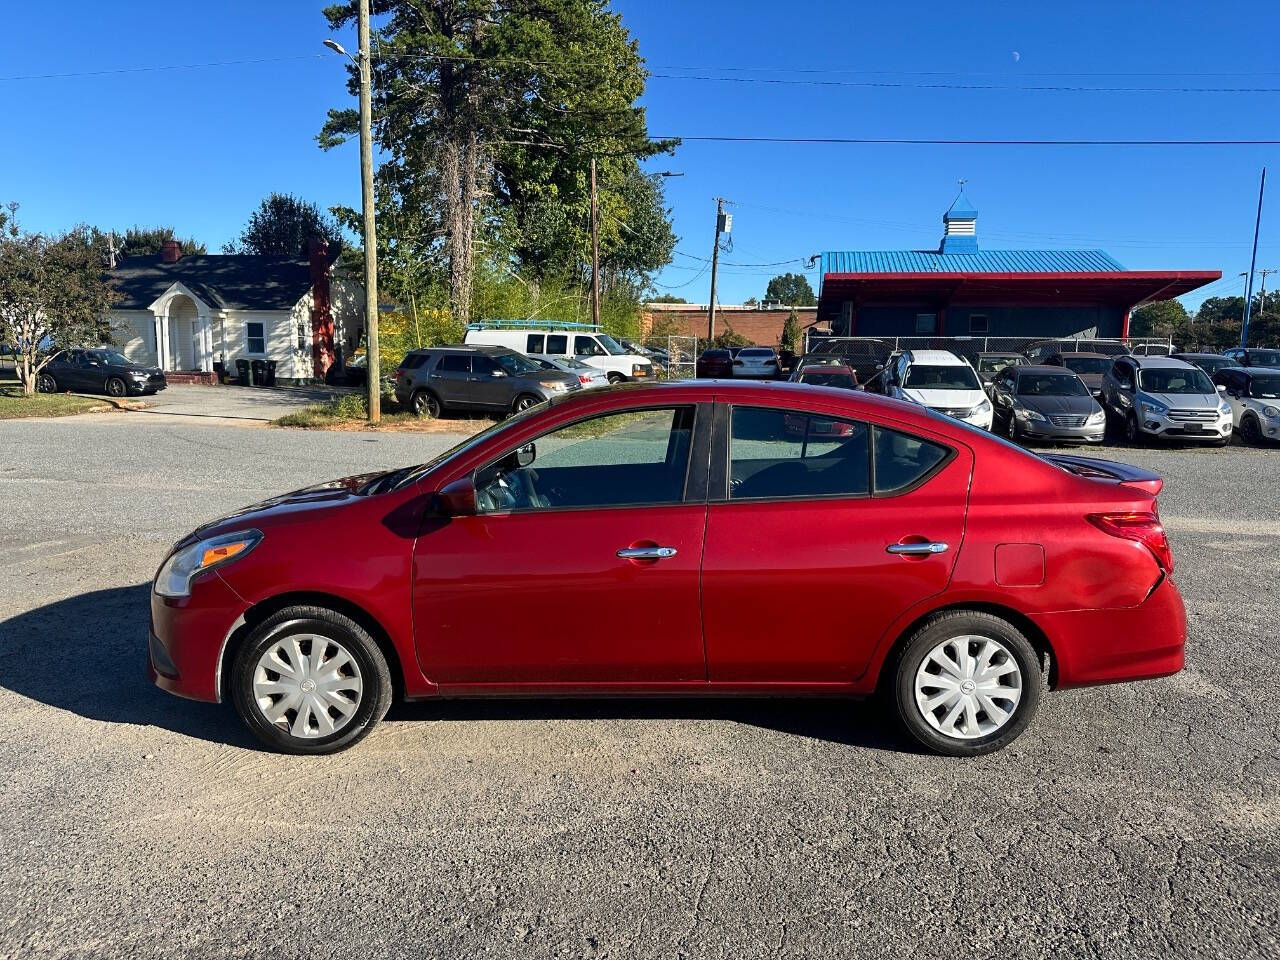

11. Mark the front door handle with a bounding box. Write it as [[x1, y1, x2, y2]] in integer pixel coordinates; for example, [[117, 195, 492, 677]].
[[617, 546, 678, 560], [886, 541, 949, 556]]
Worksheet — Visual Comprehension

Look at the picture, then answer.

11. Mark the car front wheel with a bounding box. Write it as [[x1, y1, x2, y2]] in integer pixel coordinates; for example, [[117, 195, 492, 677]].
[[230, 605, 393, 755], [511, 393, 542, 414], [1240, 415, 1263, 445], [893, 610, 1042, 757], [1124, 411, 1143, 445], [106, 376, 127, 397]]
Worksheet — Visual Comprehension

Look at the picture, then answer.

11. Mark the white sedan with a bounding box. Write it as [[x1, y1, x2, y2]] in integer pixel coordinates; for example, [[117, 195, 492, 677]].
[[733, 347, 780, 379], [534, 356, 611, 390]]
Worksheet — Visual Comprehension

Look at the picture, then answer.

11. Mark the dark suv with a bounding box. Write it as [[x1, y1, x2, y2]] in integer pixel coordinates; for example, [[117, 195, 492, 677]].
[[1222, 347, 1280, 368], [393, 345, 580, 417]]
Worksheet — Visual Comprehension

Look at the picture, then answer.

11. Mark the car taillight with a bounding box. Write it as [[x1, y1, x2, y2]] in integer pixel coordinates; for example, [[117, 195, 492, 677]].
[[1087, 512, 1174, 574], [394, 368, 406, 379]]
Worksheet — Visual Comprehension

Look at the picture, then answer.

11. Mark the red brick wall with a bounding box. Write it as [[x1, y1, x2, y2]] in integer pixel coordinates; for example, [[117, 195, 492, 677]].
[[640, 307, 820, 346]]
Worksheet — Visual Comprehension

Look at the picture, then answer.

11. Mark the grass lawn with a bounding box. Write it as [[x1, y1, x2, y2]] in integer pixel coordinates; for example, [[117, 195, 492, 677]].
[[0, 384, 141, 420], [273, 393, 496, 434]]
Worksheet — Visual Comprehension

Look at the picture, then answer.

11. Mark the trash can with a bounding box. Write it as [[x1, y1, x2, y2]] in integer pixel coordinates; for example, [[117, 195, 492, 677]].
[[264, 360, 277, 387], [235, 358, 252, 386], [212, 360, 226, 384], [251, 359, 268, 387]]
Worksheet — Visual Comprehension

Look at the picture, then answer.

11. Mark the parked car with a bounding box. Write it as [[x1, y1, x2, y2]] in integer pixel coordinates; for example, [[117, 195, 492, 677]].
[[1024, 339, 1129, 364], [696, 348, 734, 378], [149, 380, 1185, 757], [807, 338, 893, 385], [37, 348, 165, 397], [1128, 342, 1174, 356], [393, 345, 580, 417], [789, 363, 858, 389], [1100, 355, 1232, 445], [533, 355, 610, 390], [732, 346, 780, 379], [1042, 352, 1111, 397], [1222, 347, 1280, 368], [989, 366, 1106, 444], [463, 325, 654, 383], [794, 354, 848, 369], [1172, 352, 1236, 378], [884, 349, 993, 430], [1212, 366, 1280, 444], [972, 353, 1027, 394]]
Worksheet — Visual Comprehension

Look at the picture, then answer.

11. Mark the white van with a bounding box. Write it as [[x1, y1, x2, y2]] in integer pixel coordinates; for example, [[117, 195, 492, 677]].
[[463, 323, 654, 383]]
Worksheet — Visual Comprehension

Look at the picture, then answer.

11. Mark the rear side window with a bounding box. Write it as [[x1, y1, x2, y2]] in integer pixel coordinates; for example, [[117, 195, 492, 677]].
[[872, 427, 949, 494], [729, 407, 869, 500], [401, 353, 429, 369], [526, 334, 545, 353], [437, 354, 470, 373], [546, 334, 568, 354]]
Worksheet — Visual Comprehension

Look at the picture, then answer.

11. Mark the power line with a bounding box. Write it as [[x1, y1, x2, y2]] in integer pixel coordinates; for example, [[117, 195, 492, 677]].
[[658, 135, 1280, 147]]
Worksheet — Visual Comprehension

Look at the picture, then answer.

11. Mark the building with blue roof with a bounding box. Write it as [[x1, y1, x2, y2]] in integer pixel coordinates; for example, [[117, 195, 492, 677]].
[[816, 191, 1219, 340]]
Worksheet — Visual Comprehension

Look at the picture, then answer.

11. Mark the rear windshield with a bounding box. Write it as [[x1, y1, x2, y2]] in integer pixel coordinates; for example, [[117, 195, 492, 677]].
[[1139, 367, 1215, 394], [978, 356, 1021, 373], [1061, 356, 1110, 375], [703, 350, 730, 359], [1017, 374, 1089, 397], [799, 372, 856, 388], [903, 364, 980, 391], [1248, 350, 1280, 366], [739, 348, 775, 358], [1250, 376, 1280, 399]]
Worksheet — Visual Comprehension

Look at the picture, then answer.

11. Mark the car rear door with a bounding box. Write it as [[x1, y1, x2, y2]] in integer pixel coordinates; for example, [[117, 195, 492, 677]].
[[429, 353, 472, 405], [411, 401, 711, 688], [700, 400, 972, 683]]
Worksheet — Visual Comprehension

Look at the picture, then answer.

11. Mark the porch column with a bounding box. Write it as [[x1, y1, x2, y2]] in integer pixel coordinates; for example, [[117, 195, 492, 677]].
[[152, 312, 168, 371], [199, 313, 213, 372]]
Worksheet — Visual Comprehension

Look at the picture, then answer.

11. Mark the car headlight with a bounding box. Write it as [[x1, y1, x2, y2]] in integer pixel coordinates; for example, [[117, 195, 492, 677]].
[[129, 370, 149, 379], [154, 530, 262, 598], [1086, 409, 1106, 425], [1140, 400, 1168, 419], [1219, 402, 1232, 416], [1015, 407, 1047, 422], [538, 380, 569, 392], [973, 398, 992, 415], [1265, 405, 1280, 419]]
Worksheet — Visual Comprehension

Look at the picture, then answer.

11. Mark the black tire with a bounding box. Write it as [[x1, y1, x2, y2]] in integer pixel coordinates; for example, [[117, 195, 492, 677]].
[[36, 373, 57, 393], [105, 376, 127, 398], [606, 372, 626, 384], [511, 393, 542, 415], [410, 389, 441, 418], [891, 610, 1043, 757], [1124, 411, 1144, 446], [1003, 412, 1019, 441], [230, 605, 393, 755], [1241, 414, 1263, 445]]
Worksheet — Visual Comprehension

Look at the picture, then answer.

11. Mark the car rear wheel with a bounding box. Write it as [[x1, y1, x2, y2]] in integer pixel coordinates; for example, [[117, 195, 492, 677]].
[[1241, 415, 1263, 445], [410, 389, 440, 418], [606, 372, 626, 384], [230, 605, 393, 755], [892, 610, 1042, 757], [36, 373, 57, 393], [105, 376, 127, 397], [511, 393, 542, 414]]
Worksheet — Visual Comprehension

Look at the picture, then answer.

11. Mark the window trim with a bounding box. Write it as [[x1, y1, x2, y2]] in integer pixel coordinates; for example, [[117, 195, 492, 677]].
[[470, 403, 705, 516]]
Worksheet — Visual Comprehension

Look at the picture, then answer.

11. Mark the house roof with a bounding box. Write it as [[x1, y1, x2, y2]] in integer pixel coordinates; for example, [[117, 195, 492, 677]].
[[820, 248, 1127, 275], [109, 254, 320, 311]]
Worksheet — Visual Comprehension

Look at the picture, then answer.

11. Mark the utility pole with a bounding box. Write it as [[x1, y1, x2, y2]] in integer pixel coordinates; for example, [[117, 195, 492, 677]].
[[1241, 167, 1266, 348], [1258, 268, 1276, 327], [707, 198, 728, 341], [590, 156, 600, 329], [357, 0, 380, 422]]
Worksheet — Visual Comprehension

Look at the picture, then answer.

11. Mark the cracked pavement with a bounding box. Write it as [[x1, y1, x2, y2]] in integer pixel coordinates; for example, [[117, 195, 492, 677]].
[[1, 416, 1277, 958]]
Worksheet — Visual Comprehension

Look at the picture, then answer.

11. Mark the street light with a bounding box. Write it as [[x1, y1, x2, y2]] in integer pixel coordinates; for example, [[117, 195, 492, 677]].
[[323, 8, 380, 423]]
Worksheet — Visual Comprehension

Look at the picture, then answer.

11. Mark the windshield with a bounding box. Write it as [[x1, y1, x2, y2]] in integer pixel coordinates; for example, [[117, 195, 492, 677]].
[[94, 350, 132, 366], [904, 364, 980, 391], [1248, 350, 1280, 366], [1062, 356, 1110, 375], [1250, 376, 1280, 399], [391, 414, 531, 491], [979, 356, 1021, 374], [597, 334, 626, 356], [800, 372, 856, 388], [1139, 367, 1215, 394], [494, 352, 541, 375], [1017, 374, 1089, 397]]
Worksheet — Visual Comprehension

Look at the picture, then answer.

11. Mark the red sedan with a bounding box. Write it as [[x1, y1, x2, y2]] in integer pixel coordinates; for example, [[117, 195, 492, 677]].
[[149, 381, 1185, 756]]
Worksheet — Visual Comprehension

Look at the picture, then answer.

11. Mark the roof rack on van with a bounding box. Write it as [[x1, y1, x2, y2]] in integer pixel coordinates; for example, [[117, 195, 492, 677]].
[[466, 319, 602, 332]]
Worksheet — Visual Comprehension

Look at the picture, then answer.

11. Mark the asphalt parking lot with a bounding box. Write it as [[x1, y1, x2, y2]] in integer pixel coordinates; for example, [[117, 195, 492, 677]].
[[1, 415, 1278, 959]]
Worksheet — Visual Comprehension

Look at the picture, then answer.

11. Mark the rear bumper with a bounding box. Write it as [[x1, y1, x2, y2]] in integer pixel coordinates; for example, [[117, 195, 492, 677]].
[[1038, 576, 1186, 689]]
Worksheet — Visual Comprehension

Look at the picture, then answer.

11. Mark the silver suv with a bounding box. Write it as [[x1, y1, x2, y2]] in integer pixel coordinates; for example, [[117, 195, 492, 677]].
[[393, 345, 580, 418], [1100, 355, 1232, 445]]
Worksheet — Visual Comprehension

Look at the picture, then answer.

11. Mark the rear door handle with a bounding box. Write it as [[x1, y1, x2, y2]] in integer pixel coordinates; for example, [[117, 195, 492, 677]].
[[886, 542, 949, 556], [617, 546, 677, 560]]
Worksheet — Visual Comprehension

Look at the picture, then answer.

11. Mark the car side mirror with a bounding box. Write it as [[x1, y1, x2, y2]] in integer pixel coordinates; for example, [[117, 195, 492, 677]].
[[1216, 384, 1228, 394], [491, 368, 507, 377], [435, 476, 476, 517], [515, 442, 536, 468]]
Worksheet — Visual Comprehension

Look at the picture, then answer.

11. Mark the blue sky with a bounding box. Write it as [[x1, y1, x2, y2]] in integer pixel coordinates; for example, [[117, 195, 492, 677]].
[[2, 0, 1277, 310]]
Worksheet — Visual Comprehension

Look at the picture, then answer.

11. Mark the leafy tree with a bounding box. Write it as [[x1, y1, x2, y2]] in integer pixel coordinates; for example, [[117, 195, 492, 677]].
[[742, 297, 759, 307], [116, 226, 207, 259], [649, 294, 687, 304], [764, 272, 815, 306], [711, 322, 750, 349], [226, 193, 344, 256], [0, 223, 118, 396], [1194, 297, 1245, 349], [1130, 299, 1189, 341], [780, 308, 801, 354]]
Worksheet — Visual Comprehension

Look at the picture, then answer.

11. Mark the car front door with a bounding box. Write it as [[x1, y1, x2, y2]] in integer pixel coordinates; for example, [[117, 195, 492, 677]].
[[411, 403, 709, 688], [700, 402, 972, 683], [62, 350, 96, 390], [468, 354, 514, 409]]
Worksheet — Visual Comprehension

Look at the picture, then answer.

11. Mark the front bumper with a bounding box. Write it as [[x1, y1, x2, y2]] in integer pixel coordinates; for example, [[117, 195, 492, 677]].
[[148, 572, 246, 703], [1140, 411, 1232, 441], [1018, 418, 1106, 443]]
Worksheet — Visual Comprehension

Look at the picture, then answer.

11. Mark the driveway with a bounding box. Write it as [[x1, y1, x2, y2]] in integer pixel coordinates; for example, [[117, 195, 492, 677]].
[[130, 382, 353, 422], [0, 419, 1277, 958]]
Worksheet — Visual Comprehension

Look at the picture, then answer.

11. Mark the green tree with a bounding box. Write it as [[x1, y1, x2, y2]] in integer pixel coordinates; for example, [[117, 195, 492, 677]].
[[0, 223, 119, 396], [116, 226, 207, 259], [780, 307, 801, 354], [226, 192, 344, 256], [764, 272, 815, 306], [1130, 299, 1190, 341], [649, 294, 686, 304], [1194, 297, 1246, 350], [711, 322, 750, 349]]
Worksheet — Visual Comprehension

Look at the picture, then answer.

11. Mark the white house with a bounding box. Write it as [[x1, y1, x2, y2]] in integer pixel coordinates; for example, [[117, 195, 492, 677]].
[[107, 240, 364, 383]]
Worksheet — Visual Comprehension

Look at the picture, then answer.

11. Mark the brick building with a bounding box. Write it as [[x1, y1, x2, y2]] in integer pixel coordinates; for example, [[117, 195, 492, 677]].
[[640, 303, 822, 346]]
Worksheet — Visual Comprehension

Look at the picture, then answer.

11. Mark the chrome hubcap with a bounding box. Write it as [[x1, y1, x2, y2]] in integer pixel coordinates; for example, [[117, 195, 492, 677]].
[[252, 634, 363, 739], [914, 635, 1023, 740]]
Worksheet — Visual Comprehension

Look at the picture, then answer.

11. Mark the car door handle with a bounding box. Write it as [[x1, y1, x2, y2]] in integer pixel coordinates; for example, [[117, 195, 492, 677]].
[[886, 542, 949, 556], [617, 546, 677, 560]]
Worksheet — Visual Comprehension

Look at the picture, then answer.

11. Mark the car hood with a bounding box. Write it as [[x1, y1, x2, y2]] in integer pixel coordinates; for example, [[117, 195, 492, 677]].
[[1018, 394, 1098, 416], [1145, 392, 1218, 409], [903, 388, 985, 409], [519, 370, 578, 386]]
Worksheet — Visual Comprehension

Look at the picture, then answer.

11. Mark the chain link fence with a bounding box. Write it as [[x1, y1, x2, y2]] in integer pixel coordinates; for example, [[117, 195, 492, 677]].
[[639, 335, 698, 380]]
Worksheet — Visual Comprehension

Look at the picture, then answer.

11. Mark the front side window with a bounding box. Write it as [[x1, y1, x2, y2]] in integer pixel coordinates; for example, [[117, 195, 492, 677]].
[[729, 407, 869, 500], [873, 426, 949, 494], [475, 407, 695, 513], [246, 322, 266, 355], [903, 364, 980, 391], [575, 336, 606, 357], [493, 352, 541, 375], [1138, 368, 1214, 395]]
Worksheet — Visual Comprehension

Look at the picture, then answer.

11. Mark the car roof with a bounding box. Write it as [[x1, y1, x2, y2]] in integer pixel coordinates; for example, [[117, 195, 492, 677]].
[[1172, 352, 1225, 359], [1015, 365, 1082, 376], [798, 364, 855, 375], [409, 344, 511, 355], [904, 349, 966, 365], [1240, 366, 1280, 376], [975, 351, 1024, 358], [1054, 351, 1109, 359], [1129, 355, 1197, 369]]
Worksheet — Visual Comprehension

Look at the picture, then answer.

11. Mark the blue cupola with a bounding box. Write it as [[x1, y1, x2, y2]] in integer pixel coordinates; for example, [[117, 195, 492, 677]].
[[940, 189, 978, 255]]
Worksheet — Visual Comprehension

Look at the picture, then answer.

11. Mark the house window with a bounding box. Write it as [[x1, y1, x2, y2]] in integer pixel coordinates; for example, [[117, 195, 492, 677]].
[[915, 313, 938, 335], [246, 322, 266, 355], [969, 314, 989, 334]]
